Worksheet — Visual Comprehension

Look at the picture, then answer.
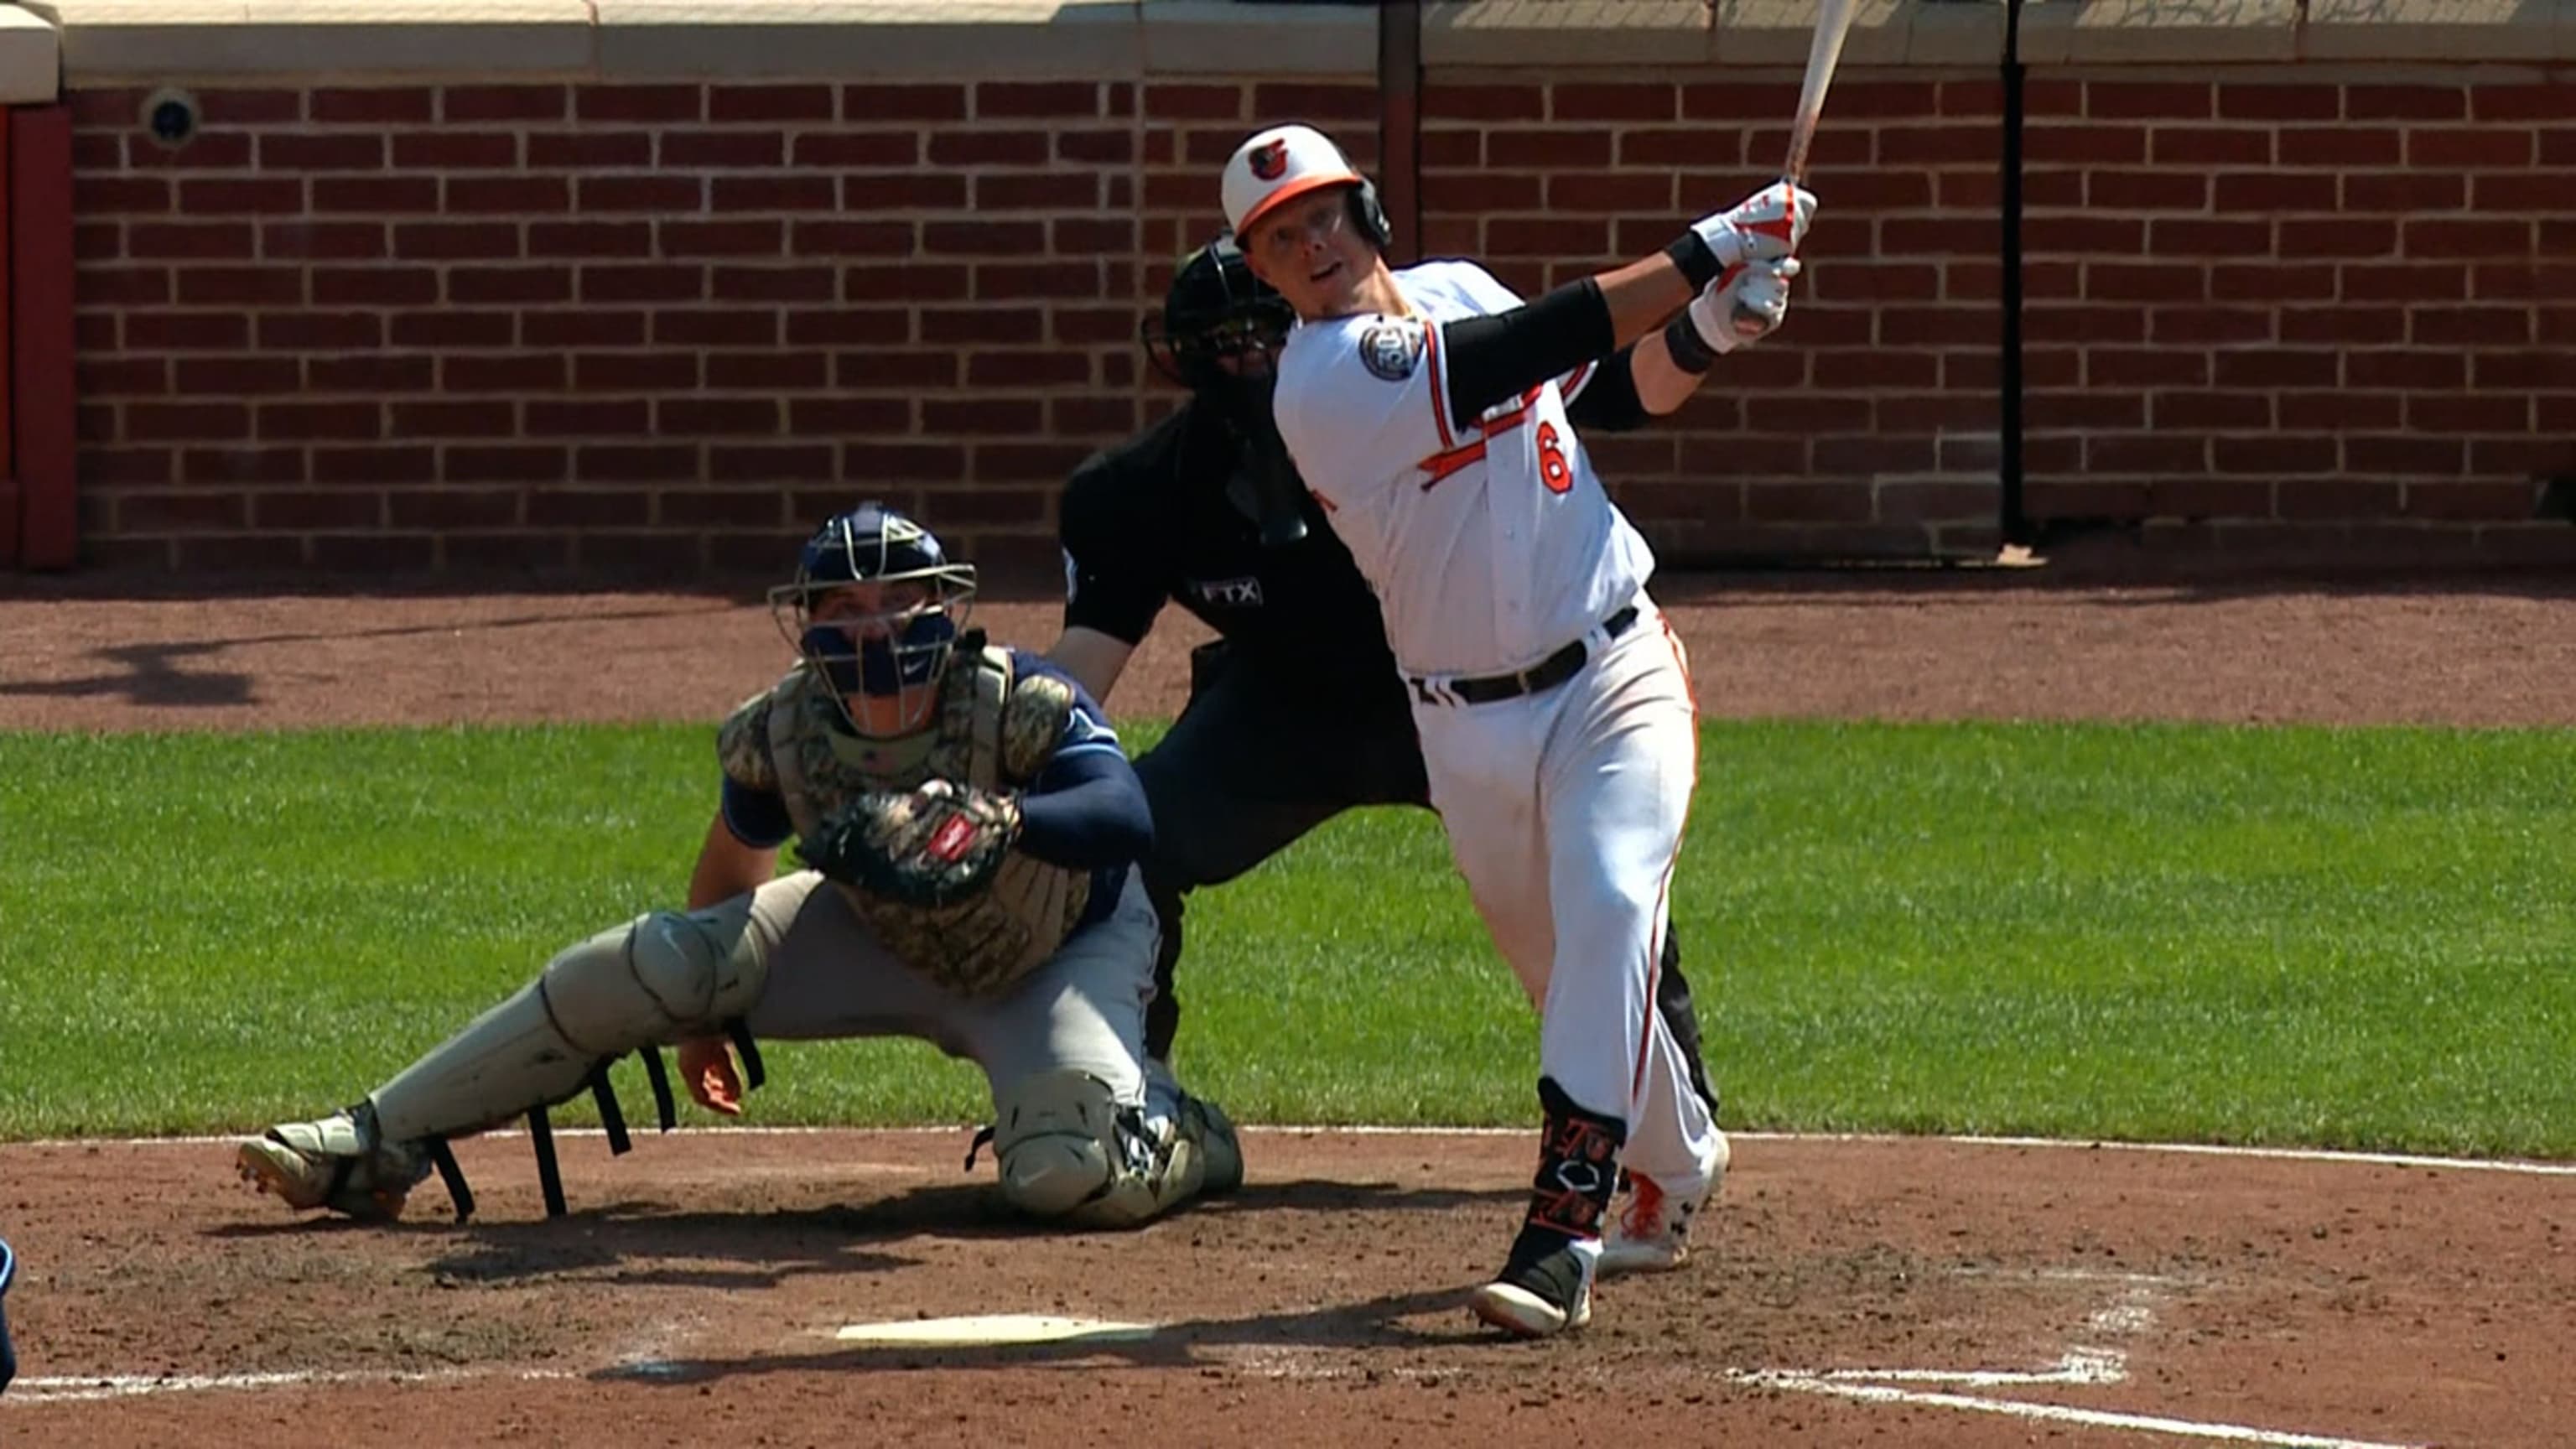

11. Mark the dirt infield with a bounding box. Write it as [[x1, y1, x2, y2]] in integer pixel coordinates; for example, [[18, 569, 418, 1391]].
[[3, 567, 2574, 1447]]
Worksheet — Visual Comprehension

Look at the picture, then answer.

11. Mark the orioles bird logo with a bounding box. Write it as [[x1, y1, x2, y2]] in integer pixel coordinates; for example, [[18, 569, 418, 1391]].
[[1248, 139, 1288, 181]]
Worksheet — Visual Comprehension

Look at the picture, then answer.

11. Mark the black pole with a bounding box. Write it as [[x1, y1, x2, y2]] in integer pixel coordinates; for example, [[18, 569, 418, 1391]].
[[1999, 0, 2029, 549]]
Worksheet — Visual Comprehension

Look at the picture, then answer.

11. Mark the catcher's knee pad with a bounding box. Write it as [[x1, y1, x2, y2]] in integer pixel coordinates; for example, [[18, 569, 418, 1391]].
[[368, 901, 769, 1145], [992, 1069, 1223, 1228]]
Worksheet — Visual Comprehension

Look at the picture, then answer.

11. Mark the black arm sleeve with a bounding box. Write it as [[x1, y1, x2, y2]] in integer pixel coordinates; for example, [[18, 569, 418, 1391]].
[[1057, 443, 1174, 647], [1015, 742, 1153, 869], [1564, 344, 1649, 434], [1440, 278, 1618, 423]]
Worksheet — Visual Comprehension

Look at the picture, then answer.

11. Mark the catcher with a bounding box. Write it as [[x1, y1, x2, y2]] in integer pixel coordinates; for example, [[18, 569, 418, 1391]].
[[236, 502, 1241, 1228]]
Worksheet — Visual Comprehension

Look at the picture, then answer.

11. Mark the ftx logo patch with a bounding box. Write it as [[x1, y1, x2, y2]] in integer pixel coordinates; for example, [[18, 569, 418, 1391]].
[[1187, 577, 1265, 608]]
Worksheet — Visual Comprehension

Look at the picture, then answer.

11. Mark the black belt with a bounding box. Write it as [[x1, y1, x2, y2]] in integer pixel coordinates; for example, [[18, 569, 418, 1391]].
[[1413, 605, 1639, 707]]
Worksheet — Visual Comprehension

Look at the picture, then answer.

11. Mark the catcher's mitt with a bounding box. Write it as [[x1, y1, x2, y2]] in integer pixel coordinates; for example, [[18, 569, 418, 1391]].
[[800, 779, 1023, 909]]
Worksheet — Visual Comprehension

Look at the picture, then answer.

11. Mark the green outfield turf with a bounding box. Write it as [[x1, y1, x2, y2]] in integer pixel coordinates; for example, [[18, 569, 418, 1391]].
[[2, 719, 2570, 1159]]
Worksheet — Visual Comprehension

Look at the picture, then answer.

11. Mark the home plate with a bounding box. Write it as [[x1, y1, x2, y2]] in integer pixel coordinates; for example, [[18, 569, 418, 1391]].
[[834, 1314, 1158, 1347]]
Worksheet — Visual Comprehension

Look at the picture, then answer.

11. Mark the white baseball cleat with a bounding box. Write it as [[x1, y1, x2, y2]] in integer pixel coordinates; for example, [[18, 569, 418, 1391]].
[[1600, 1130, 1729, 1275], [1469, 1227, 1599, 1338]]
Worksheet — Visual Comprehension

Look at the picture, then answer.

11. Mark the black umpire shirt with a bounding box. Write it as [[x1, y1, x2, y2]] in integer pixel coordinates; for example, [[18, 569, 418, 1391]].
[[1061, 398, 1406, 708]]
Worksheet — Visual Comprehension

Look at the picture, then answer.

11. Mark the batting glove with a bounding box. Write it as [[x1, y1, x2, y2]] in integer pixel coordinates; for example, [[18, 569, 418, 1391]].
[[1690, 257, 1802, 352], [1684, 182, 1818, 271]]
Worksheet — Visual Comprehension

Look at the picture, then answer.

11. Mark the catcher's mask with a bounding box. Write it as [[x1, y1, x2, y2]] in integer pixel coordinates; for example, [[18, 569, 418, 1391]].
[[770, 503, 978, 735], [1142, 236, 1308, 545]]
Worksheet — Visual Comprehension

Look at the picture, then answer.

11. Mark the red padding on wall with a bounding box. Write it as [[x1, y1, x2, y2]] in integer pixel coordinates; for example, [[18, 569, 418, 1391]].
[[9, 103, 74, 571]]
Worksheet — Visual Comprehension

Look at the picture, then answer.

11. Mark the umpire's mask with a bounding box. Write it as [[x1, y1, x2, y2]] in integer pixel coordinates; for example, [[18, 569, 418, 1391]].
[[1142, 236, 1309, 546]]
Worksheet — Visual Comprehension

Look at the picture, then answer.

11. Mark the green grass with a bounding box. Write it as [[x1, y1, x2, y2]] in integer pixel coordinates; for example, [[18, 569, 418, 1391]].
[[3, 720, 2570, 1159]]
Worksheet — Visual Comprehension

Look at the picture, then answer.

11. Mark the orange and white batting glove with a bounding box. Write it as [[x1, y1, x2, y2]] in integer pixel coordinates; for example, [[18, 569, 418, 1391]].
[[1685, 182, 1819, 268]]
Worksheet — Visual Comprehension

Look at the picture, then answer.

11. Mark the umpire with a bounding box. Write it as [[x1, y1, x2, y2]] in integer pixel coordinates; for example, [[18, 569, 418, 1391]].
[[1044, 236, 1718, 1111]]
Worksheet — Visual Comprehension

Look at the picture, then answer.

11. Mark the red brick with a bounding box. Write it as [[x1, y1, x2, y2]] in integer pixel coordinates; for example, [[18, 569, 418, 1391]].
[[530, 221, 654, 259], [712, 177, 836, 211], [261, 222, 386, 261], [2281, 307, 2405, 345], [2340, 436, 2464, 475], [119, 491, 250, 531], [661, 130, 785, 168], [576, 353, 700, 391], [255, 489, 382, 528], [1424, 172, 1541, 210], [922, 398, 1041, 436], [312, 176, 439, 214], [1045, 128, 1129, 166], [2088, 172, 2209, 210], [444, 85, 567, 122], [582, 176, 705, 213], [2148, 219, 2275, 257], [2344, 263, 2470, 303], [2216, 350, 2340, 389], [260, 133, 385, 170], [395, 222, 522, 261], [2410, 131, 2534, 168], [2347, 351, 2465, 389], [122, 401, 249, 442], [449, 266, 574, 304], [2339, 173, 2464, 211], [2402, 480, 2527, 517], [2471, 174, 2576, 214], [658, 398, 779, 435], [2274, 127, 2397, 168], [2088, 82, 2212, 120], [449, 448, 569, 485], [706, 353, 829, 391], [840, 174, 969, 211], [2473, 351, 2576, 388], [1481, 129, 1613, 169], [579, 84, 704, 123], [2154, 391, 2272, 429], [1941, 80, 2005, 117], [181, 449, 306, 486], [787, 309, 910, 346], [2274, 479, 2400, 515], [2090, 435, 2209, 473], [2407, 394, 2528, 432], [2470, 86, 2576, 122], [793, 132, 919, 167], [2148, 127, 2272, 166], [2023, 216, 2144, 252], [127, 221, 252, 260], [2412, 307, 2532, 347], [2210, 263, 2333, 303], [2278, 219, 2394, 258], [787, 397, 911, 434], [393, 401, 513, 435], [1552, 84, 1674, 122], [660, 219, 786, 257], [711, 266, 834, 303], [1145, 84, 1243, 122], [390, 311, 513, 348], [843, 83, 968, 122], [257, 312, 380, 351], [580, 265, 707, 304], [2148, 309, 2274, 345], [526, 310, 647, 348], [2216, 85, 2339, 121], [927, 129, 1050, 168], [2088, 350, 2208, 387], [79, 358, 170, 397], [313, 87, 434, 123], [1049, 218, 1130, 256], [922, 309, 1044, 345], [122, 132, 252, 170], [2219, 171, 2333, 212], [974, 174, 1100, 210], [527, 394, 654, 433], [171, 355, 299, 395], [652, 309, 777, 347], [710, 84, 834, 123], [177, 267, 306, 307], [1249, 82, 1375, 122], [1680, 82, 1800, 120], [307, 356, 435, 392], [1547, 174, 1675, 213], [2023, 305, 2143, 344], [1876, 307, 1993, 347], [1421, 131, 1482, 168], [257, 401, 382, 441], [78, 267, 173, 306], [309, 267, 439, 306], [1424, 84, 1543, 122], [964, 352, 1088, 389], [708, 444, 832, 481], [977, 81, 1100, 119], [445, 176, 572, 214], [844, 262, 968, 301], [176, 178, 304, 214], [1484, 218, 1610, 258], [2404, 219, 2533, 259], [312, 445, 435, 484], [528, 132, 653, 168], [2018, 126, 2143, 165]]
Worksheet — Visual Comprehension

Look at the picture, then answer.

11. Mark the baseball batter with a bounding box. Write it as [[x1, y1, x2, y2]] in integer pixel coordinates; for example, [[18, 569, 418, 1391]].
[[237, 504, 1240, 1229], [1220, 123, 1812, 1336]]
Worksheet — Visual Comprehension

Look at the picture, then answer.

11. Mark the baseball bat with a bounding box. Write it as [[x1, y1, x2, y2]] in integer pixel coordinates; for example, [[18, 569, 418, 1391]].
[[1729, 0, 1862, 334]]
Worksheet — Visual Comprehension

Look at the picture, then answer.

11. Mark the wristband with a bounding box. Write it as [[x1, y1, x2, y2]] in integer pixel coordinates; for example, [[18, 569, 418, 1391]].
[[1663, 313, 1718, 375], [1665, 231, 1722, 290]]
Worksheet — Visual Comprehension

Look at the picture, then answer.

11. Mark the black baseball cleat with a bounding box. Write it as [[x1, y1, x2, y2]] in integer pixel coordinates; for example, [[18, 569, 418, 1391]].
[[1469, 1224, 1597, 1338]]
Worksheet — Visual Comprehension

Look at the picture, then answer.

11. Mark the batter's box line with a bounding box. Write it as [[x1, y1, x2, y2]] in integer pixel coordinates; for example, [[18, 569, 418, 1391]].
[[1727, 1366, 2425, 1449], [3, 1365, 575, 1405]]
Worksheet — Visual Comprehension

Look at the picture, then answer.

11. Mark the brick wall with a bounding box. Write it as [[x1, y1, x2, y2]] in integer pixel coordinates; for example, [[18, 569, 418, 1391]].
[[60, 69, 2576, 576]]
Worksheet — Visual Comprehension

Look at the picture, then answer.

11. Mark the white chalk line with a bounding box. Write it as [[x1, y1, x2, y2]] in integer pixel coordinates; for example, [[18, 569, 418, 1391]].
[[11, 1127, 2574, 1176], [1732, 1373, 2423, 1449], [7, 1365, 574, 1405]]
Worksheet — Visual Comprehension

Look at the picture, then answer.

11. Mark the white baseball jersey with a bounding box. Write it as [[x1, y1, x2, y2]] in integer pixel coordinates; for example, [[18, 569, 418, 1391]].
[[1270, 260, 1657, 679]]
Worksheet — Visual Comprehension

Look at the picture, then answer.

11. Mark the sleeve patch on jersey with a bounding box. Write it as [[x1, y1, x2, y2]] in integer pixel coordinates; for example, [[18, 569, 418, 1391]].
[[1359, 319, 1426, 382]]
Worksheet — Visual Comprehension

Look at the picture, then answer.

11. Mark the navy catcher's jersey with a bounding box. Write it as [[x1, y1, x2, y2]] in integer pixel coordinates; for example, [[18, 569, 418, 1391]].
[[1059, 399, 1403, 697]]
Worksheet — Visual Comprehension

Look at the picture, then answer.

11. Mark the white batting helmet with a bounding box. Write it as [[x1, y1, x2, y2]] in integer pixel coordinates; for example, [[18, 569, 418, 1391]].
[[1222, 123, 1369, 237]]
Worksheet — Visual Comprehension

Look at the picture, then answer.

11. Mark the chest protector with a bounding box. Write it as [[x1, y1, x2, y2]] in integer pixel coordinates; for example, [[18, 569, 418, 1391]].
[[717, 636, 1094, 996]]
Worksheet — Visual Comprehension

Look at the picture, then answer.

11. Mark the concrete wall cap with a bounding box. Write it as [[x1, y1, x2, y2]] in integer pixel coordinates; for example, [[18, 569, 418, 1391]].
[[0, 4, 63, 105], [1422, 0, 1713, 68], [595, 0, 1140, 80], [1140, 1, 1374, 76]]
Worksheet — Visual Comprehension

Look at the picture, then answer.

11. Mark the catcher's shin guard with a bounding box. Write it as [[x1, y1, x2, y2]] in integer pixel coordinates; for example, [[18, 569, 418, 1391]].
[[363, 901, 769, 1217], [987, 1069, 1239, 1228]]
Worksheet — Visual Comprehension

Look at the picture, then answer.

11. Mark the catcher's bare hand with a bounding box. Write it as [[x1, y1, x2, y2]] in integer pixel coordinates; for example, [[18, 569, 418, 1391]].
[[677, 1036, 743, 1116], [800, 779, 1024, 908]]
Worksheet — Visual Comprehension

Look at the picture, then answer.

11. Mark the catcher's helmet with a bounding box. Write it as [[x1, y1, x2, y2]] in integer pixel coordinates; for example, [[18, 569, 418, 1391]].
[[770, 503, 978, 730], [1142, 234, 1296, 396]]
